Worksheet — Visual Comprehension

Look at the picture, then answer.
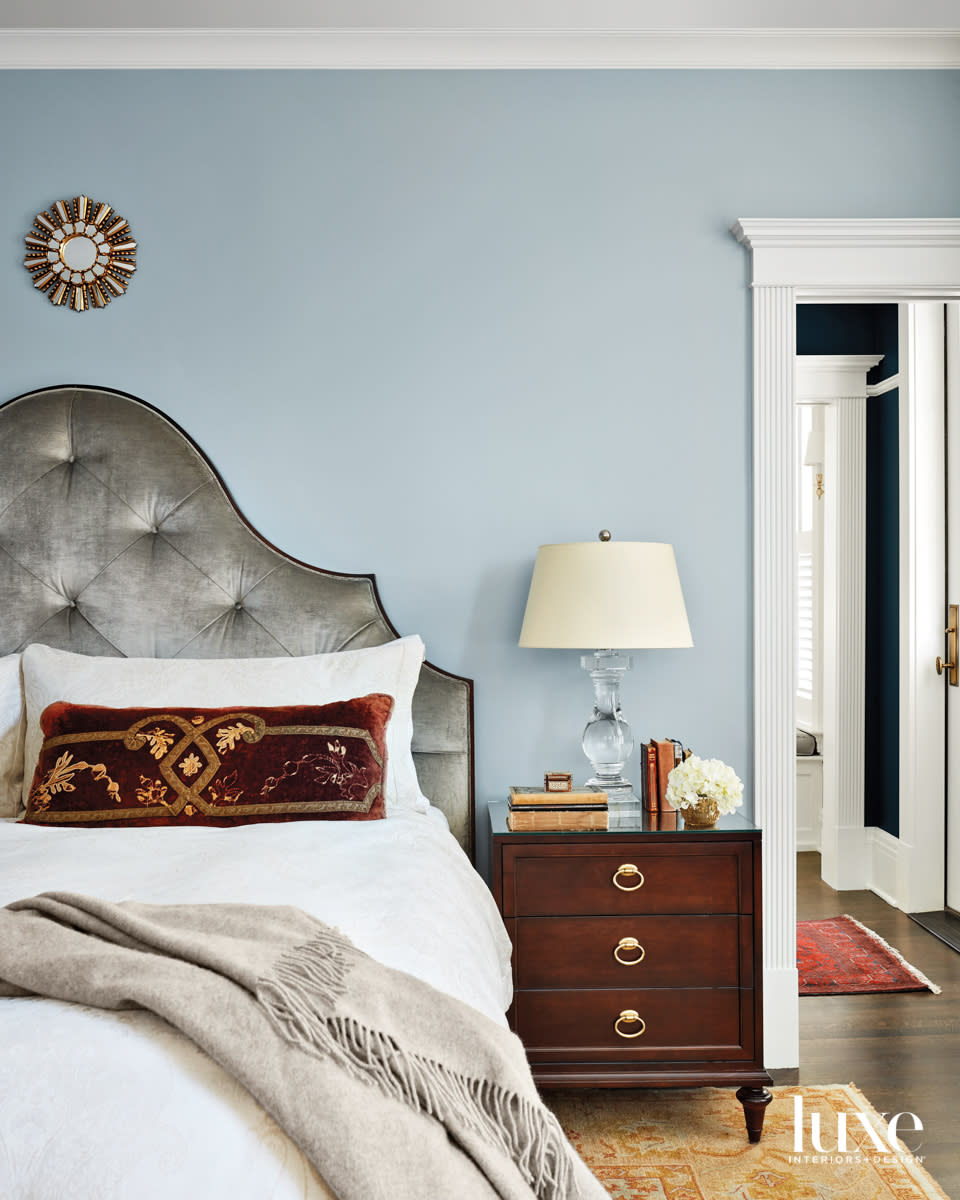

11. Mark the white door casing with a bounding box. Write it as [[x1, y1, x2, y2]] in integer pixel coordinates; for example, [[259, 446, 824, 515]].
[[732, 218, 960, 1070]]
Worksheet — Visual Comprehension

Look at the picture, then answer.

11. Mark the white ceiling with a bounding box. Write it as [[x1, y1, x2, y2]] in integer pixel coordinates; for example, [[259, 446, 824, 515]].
[[4, 0, 960, 29]]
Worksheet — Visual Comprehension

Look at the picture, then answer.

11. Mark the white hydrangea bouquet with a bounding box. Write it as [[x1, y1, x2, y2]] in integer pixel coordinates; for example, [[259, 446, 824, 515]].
[[665, 754, 743, 827]]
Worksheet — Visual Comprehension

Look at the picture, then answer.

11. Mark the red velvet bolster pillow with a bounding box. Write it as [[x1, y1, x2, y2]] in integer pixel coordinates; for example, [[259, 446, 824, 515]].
[[22, 694, 394, 827]]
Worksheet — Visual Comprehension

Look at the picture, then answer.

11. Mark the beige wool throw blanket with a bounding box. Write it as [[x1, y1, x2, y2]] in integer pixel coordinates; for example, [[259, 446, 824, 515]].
[[0, 893, 604, 1200]]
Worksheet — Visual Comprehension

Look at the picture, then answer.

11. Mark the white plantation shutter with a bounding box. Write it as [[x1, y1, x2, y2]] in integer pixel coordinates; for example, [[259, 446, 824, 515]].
[[796, 404, 823, 732], [796, 531, 819, 725]]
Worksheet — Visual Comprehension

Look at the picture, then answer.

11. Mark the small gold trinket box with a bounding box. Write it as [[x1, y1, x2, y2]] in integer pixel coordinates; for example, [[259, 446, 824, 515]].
[[544, 771, 573, 792]]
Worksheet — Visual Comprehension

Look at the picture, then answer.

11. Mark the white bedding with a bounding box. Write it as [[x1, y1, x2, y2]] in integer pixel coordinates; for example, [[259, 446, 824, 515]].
[[0, 811, 513, 1199]]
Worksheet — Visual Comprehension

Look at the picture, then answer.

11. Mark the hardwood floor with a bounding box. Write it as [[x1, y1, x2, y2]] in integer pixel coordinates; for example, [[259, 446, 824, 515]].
[[770, 853, 960, 1198]]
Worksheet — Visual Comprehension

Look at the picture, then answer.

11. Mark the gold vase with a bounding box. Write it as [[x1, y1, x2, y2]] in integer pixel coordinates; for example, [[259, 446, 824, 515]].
[[681, 795, 720, 828]]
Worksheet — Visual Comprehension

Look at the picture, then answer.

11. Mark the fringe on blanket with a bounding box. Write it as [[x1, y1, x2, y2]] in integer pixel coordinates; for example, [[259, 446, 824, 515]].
[[256, 928, 574, 1200]]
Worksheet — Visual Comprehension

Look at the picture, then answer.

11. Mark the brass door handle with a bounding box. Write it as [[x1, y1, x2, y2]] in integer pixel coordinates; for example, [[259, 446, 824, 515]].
[[613, 937, 646, 965], [614, 1009, 646, 1038], [612, 864, 644, 892], [937, 605, 959, 686]]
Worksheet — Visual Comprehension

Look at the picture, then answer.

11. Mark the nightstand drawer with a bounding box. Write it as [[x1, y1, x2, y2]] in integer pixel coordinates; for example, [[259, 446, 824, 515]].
[[503, 843, 749, 917], [514, 987, 752, 1060], [514, 915, 748, 989]]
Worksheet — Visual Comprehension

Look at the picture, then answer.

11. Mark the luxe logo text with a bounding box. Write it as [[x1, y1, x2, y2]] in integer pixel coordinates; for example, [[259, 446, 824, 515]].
[[792, 1095, 923, 1156]]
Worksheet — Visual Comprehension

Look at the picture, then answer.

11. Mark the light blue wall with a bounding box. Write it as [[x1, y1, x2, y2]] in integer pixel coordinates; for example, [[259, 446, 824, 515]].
[[2, 70, 959, 853]]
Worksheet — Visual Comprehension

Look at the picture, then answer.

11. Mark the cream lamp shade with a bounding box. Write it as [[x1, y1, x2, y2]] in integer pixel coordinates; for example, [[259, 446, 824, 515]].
[[518, 541, 693, 650]]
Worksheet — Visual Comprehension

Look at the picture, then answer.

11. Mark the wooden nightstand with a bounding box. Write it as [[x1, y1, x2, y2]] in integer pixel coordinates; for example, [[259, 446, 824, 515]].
[[489, 801, 774, 1142]]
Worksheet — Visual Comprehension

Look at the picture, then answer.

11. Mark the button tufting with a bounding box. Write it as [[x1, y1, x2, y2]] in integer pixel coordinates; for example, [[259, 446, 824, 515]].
[[234, 602, 243, 611], [150, 526, 159, 535], [67, 600, 77, 609], [67, 455, 76, 464]]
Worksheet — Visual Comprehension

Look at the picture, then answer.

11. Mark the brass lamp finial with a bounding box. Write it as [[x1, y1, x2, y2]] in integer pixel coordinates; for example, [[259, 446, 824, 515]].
[[599, 530, 611, 542]]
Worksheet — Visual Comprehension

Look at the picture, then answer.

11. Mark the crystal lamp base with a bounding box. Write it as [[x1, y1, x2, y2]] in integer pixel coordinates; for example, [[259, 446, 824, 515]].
[[580, 650, 641, 807]]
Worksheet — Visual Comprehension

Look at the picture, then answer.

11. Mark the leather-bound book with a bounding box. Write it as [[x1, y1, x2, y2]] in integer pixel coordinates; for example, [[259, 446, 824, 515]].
[[640, 742, 658, 810], [507, 805, 608, 831], [509, 786, 607, 807], [652, 738, 678, 811]]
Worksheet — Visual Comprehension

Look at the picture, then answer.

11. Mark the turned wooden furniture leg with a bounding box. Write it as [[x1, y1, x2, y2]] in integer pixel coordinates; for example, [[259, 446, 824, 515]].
[[736, 1086, 773, 1143]]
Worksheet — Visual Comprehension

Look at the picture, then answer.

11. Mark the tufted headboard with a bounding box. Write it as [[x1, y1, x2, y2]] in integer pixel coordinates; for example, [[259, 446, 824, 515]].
[[0, 385, 475, 859]]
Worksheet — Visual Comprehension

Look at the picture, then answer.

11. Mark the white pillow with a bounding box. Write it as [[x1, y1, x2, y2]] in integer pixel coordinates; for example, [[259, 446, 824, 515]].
[[20, 638, 428, 816], [0, 654, 25, 818]]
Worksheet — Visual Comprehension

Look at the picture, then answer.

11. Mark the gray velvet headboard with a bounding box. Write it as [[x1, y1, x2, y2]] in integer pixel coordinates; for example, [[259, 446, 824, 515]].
[[0, 385, 474, 859]]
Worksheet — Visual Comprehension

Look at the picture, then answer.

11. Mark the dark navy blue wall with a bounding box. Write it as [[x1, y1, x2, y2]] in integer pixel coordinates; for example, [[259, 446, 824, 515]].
[[863, 382, 900, 837], [797, 304, 900, 837]]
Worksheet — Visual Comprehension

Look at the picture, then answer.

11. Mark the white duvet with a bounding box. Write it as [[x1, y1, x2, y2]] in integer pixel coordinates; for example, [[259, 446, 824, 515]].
[[0, 810, 513, 1199]]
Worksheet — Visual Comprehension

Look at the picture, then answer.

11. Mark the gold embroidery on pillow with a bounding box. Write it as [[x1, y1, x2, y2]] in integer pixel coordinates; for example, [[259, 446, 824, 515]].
[[208, 769, 243, 806], [216, 722, 255, 753], [179, 752, 203, 777], [136, 776, 170, 807], [260, 738, 371, 803], [143, 726, 176, 760], [31, 750, 122, 812]]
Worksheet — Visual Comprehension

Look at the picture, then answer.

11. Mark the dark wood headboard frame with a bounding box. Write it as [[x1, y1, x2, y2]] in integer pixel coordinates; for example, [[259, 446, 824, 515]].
[[0, 385, 475, 861]]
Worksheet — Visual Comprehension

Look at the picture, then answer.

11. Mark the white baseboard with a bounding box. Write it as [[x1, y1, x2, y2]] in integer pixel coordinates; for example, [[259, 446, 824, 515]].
[[796, 824, 938, 913], [866, 825, 946, 913], [821, 824, 871, 891], [763, 966, 799, 1069], [895, 834, 946, 915], [869, 826, 901, 908], [795, 756, 822, 854]]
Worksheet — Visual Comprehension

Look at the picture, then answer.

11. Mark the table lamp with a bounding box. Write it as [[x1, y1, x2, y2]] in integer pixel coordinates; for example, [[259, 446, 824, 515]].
[[518, 531, 693, 805]]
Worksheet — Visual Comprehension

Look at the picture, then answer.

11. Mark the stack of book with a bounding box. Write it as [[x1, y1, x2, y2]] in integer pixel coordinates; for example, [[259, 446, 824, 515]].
[[506, 785, 609, 831], [640, 738, 692, 814]]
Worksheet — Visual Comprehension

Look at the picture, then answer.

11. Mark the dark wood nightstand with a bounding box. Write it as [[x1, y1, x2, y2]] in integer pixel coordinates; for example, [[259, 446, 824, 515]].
[[489, 801, 774, 1142]]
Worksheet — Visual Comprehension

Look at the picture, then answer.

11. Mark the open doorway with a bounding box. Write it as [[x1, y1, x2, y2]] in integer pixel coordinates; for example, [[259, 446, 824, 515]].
[[794, 304, 900, 897]]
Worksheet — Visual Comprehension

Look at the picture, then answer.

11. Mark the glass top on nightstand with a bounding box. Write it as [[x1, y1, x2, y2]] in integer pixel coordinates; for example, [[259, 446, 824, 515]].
[[488, 800, 760, 836]]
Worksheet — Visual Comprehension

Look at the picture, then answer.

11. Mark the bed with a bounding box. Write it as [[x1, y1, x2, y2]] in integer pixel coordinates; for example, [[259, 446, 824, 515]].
[[0, 386, 597, 1199]]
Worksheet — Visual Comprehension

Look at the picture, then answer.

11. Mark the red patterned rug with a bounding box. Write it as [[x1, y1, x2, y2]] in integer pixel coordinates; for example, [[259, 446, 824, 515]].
[[798, 915, 941, 996]]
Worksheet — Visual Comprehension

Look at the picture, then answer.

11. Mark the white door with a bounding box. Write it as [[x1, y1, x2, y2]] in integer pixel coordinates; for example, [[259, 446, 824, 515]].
[[946, 304, 960, 914], [894, 303, 946, 915]]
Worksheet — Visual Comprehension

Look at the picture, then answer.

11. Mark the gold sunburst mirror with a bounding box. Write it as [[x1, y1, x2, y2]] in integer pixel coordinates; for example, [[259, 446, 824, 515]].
[[23, 195, 137, 312]]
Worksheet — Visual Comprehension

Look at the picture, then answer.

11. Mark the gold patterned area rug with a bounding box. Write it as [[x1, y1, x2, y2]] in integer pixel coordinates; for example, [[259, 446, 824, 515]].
[[546, 1084, 949, 1200]]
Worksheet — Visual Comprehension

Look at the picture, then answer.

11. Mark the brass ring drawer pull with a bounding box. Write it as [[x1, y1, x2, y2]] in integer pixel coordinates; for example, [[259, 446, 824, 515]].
[[613, 936, 645, 965], [614, 1009, 646, 1038], [612, 863, 644, 891]]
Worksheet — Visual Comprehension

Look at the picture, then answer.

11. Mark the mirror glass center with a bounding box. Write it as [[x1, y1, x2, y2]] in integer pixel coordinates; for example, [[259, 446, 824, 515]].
[[60, 235, 98, 272]]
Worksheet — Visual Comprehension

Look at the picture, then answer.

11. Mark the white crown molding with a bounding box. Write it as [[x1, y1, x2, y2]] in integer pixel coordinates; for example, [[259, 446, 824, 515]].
[[734, 218, 960, 248], [795, 358, 901, 398], [2, 27, 960, 69], [796, 355, 884, 400], [733, 218, 960, 296]]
